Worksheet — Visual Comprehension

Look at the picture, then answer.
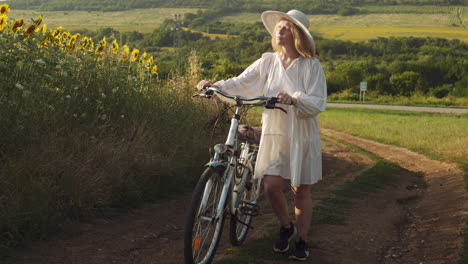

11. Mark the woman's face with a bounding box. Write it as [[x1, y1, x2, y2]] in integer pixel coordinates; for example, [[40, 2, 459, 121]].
[[275, 20, 295, 47]]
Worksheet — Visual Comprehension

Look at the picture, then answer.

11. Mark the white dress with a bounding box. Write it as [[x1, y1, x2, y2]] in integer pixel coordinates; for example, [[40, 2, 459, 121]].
[[214, 52, 327, 187]]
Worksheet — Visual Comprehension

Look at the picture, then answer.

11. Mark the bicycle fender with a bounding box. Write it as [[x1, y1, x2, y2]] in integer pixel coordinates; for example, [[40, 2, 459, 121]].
[[205, 161, 227, 169]]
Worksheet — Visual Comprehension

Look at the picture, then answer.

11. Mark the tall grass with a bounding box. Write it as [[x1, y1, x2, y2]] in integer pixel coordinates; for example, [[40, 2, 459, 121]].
[[0, 5, 218, 256], [319, 108, 468, 166]]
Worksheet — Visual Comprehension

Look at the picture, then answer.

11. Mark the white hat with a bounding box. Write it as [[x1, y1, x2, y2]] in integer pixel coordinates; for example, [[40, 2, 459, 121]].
[[261, 9, 316, 55]]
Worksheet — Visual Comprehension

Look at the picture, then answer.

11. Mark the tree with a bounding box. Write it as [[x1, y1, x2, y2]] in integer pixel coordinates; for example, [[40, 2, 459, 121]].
[[389, 71, 424, 96]]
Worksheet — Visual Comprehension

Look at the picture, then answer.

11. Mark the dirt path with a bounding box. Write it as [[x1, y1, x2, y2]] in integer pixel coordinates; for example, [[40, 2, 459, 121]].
[[6, 129, 467, 264], [321, 129, 467, 264]]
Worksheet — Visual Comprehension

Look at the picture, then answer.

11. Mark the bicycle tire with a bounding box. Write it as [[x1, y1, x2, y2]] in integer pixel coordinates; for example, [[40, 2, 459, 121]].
[[184, 167, 226, 264], [229, 154, 259, 246]]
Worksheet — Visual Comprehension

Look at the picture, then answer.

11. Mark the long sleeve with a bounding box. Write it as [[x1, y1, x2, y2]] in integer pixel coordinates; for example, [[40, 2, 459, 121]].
[[291, 58, 327, 118], [214, 53, 275, 98]]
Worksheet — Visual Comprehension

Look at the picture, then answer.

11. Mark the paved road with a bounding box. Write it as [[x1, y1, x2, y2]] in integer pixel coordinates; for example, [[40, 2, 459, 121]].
[[327, 103, 468, 114]]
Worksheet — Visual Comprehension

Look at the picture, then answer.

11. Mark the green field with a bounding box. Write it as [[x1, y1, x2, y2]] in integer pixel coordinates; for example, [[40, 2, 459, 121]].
[[319, 108, 468, 166], [9, 7, 468, 42], [9, 8, 203, 33]]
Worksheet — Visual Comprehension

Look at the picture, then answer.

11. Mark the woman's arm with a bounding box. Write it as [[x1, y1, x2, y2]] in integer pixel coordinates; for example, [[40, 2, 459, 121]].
[[291, 58, 327, 118]]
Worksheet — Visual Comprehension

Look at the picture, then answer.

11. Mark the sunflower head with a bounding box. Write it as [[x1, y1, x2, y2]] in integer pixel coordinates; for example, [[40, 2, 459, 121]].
[[0, 15, 7, 31], [140, 52, 148, 64], [11, 18, 25, 32], [35, 16, 43, 27], [95, 37, 107, 55], [52, 26, 63, 38], [60, 31, 70, 45], [131, 48, 140, 62], [152, 65, 158, 75], [121, 45, 130, 61], [41, 33, 51, 46], [0, 4, 10, 16], [24, 24, 37, 37], [112, 39, 119, 54], [145, 56, 154, 70]]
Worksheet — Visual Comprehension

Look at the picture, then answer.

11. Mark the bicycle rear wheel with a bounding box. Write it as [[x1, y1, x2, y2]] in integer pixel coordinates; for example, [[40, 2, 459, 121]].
[[184, 167, 226, 264], [229, 153, 259, 246]]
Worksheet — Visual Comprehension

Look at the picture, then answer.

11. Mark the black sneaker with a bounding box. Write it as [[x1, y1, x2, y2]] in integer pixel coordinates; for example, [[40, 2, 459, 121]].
[[289, 239, 310, 261], [273, 222, 297, 253]]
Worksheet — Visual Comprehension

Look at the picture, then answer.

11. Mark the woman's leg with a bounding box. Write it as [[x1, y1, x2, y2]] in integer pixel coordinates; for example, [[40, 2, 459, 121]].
[[290, 184, 312, 240], [263, 175, 290, 227]]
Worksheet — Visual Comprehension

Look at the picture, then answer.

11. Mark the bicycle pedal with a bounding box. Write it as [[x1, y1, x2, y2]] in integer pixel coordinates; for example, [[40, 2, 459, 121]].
[[239, 201, 259, 216]]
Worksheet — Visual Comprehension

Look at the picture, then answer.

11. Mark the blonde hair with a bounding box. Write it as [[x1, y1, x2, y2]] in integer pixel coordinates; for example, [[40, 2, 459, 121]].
[[271, 19, 315, 58]]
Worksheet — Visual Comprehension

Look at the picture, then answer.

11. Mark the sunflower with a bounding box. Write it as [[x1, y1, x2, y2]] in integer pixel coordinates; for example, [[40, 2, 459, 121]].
[[79, 37, 88, 50], [95, 37, 107, 55], [69, 35, 79, 53], [11, 18, 25, 32], [40, 24, 47, 34], [151, 65, 158, 74], [146, 56, 154, 70], [0, 15, 7, 31], [23, 24, 37, 37], [52, 26, 63, 38], [0, 4, 10, 16], [131, 48, 140, 62], [112, 39, 119, 54], [41, 33, 52, 46], [139, 52, 147, 64], [121, 45, 130, 61], [35, 16, 43, 27]]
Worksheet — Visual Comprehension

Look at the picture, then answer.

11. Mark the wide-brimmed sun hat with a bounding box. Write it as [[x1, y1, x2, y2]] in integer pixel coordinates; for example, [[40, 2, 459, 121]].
[[261, 9, 316, 55]]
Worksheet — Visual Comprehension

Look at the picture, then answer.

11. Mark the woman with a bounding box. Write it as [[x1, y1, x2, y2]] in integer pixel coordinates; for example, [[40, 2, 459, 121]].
[[197, 9, 327, 261]]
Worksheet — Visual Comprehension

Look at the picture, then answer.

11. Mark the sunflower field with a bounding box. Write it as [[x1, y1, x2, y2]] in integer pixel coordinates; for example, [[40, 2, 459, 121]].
[[0, 4, 217, 256]]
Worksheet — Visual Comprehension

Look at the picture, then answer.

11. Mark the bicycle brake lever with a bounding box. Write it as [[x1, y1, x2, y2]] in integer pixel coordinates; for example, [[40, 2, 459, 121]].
[[265, 97, 279, 109]]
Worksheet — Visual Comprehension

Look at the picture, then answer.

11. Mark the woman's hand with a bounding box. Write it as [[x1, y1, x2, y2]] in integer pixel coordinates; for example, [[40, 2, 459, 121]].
[[277, 92, 297, 105], [196, 80, 214, 91]]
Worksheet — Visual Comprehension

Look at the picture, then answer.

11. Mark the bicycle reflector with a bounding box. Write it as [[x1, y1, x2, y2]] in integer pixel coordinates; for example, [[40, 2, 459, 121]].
[[194, 236, 201, 251], [214, 144, 227, 154]]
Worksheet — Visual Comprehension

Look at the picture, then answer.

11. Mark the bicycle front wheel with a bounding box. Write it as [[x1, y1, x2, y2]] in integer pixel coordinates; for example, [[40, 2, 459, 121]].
[[184, 167, 226, 264]]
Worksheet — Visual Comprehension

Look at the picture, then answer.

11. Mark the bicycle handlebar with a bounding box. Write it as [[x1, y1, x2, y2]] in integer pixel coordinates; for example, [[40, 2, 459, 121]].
[[194, 87, 287, 113]]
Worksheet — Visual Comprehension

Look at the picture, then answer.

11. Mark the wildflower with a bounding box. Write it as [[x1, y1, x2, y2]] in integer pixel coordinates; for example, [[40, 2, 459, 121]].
[[140, 52, 147, 64], [23, 24, 37, 37], [65, 95, 71, 99], [0, 4, 10, 16], [121, 45, 130, 61], [101, 93, 106, 99], [101, 114, 107, 120], [95, 37, 107, 55], [131, 48, 140, 62], [34, 59, 46, 65], [152, 65, 158, 74], [0, 15, 7, 31], [112, 39, 119, 54], [11, 18, 25, 32], [16, 83, 24, 90]]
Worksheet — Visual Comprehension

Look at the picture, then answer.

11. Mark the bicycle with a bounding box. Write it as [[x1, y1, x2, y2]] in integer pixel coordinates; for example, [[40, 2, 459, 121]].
[[184, 87, 287, 264]]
